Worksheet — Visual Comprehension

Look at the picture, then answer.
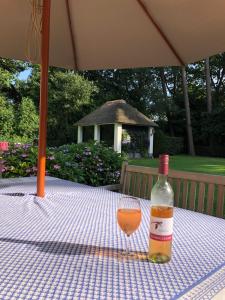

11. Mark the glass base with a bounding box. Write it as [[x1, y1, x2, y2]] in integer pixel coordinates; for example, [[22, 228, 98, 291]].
[[148, 253, 171, 264]]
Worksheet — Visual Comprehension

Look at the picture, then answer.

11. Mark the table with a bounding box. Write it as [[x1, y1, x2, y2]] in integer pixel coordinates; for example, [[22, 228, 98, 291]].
[[0, 176, 224, 300]]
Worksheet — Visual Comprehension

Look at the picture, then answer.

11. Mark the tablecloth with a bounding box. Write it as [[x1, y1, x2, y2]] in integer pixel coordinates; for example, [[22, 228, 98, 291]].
[[0, 176, 224, 300]]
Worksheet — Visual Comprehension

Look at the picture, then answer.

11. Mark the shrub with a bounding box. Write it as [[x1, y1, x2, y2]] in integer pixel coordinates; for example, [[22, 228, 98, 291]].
[[1, 143, 38, 178], [56, 142, 125, 186], [154, 130, 184, 156], [1, 142, 125, 186]]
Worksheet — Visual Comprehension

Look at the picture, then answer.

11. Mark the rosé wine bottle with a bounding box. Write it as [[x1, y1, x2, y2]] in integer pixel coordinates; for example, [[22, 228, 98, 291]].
[[149, 154, 174, 263]]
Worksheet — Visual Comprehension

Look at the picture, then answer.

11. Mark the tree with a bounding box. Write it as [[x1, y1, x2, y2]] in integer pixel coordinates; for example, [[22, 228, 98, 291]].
[[22, 67, 98, 146], [181, 66, 195, 155], [204, 57, 214, 153], [158, 68, 176, 136], [0, 69, 11, 90], [0, 96, 14, 139], [47, 71, 98, 145], [84, 67, 190, 143], [209, 53, 225, 101], [1, 54, 225, 155], [0, 58, 27, 103], [205, 58, 212, 113], [82, 68, 161, 116], [16, 97, 39, 139]]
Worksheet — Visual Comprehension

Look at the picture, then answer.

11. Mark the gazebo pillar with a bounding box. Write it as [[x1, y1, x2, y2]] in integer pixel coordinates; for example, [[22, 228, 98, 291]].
[[148, 127, 154, 158], [114, 123, 122, 153], [77, 126, 83, 143], [94, 125, 100, 142]]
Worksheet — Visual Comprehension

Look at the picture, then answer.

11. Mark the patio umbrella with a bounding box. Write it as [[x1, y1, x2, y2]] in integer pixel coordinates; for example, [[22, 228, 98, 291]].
[[0, 0, 225, 197]]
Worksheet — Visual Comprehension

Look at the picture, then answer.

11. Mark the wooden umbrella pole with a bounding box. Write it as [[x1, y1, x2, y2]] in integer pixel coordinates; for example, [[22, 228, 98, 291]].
[[37, 0, 51, 197]]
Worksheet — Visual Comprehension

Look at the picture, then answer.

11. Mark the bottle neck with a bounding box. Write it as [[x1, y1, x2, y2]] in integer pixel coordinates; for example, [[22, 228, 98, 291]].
[[158, 174, 168, 184]]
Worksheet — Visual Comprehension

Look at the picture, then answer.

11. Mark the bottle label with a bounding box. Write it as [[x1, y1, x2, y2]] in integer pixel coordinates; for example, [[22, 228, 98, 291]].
[[150, 216, 173, 241]]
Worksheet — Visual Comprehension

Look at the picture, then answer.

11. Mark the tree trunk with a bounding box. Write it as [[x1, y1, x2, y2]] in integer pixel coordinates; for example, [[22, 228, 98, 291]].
[[159, 68, 175, 136], [181, 66, 195, 156], [205, 57, 213, 153], [205, 58, 212, 113], [160, 68, 167, 98]]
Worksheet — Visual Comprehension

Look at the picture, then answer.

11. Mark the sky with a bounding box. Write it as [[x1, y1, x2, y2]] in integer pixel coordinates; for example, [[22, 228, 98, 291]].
[[18, 69, 31, 81]]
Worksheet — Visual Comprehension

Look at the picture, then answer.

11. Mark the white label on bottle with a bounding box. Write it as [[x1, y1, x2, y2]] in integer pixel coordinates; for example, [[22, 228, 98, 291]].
[[150, 216, 173, 241]]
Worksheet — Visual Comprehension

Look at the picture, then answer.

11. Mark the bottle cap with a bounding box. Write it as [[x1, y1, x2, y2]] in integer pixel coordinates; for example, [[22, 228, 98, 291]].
[[159, 154, 169, 175]]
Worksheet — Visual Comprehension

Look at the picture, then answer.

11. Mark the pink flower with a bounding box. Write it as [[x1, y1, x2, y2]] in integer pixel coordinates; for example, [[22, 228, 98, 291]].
[[23, 144, 31, 150], [15, 143, 22, 148], [53, 164, 61, 170], [21, 154, 28, 158], [48, 155, 55, 160], [0, 167, 6, 173]]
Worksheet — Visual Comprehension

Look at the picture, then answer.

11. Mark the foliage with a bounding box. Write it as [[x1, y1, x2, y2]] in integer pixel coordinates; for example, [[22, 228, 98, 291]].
[[82, 68, 161, 117], [0, 96, 39, 143], [2, 54, 225, 157], [0, 58, 27, 102], [0, 61, 98, 146], [121, 127, 149, 157], [56, 142, 124, 186], [0, 58, 35, 142], [16, 97, 39, 139], [22, 67, 98, 146], [0, 69, 11, 90], [153, 129, 184, 156], [0, 96, 14, 139], [82, 58, 225, 157], [1, 142, 124, 186], [1, 143, 38, 178]]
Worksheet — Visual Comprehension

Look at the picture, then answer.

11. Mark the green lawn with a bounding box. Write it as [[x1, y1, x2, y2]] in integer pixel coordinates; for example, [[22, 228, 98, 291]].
[[129, 155, 225, 176]]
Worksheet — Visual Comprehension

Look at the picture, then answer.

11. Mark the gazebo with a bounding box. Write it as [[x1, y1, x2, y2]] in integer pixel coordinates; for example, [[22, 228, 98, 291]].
[[76, 100, 157, 157]]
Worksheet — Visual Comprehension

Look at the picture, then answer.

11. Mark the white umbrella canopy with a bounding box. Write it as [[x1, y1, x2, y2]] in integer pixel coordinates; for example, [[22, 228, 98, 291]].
[[1, 0, 225, 70]]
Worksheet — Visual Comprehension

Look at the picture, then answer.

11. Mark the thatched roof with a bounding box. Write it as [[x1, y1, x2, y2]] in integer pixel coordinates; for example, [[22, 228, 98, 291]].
[[76, 100, 157, 127]]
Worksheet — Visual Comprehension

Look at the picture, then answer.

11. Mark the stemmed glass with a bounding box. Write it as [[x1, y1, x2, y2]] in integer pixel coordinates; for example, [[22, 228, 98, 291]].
[[117, 196, 142, 258]]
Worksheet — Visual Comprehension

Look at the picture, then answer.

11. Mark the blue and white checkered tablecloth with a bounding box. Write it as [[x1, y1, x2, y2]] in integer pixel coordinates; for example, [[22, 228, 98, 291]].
[[0, 176, 224, 300]]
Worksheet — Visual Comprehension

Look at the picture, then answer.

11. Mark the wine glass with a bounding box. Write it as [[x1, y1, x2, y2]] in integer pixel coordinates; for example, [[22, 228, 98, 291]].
[[117, 196, 142, 258]]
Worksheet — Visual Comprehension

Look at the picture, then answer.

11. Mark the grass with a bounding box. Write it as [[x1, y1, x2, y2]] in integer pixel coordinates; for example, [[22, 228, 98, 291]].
[[129, 155, 225, 176]]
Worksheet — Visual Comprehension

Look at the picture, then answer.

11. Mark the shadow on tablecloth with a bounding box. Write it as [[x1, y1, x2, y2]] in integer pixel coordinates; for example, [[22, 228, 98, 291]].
[[0, 237, 148, 261]]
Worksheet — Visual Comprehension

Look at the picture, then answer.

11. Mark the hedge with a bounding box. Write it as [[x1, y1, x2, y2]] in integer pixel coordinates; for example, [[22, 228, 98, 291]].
[[195, 146, 225, 158], [154, 130, 184, 156]]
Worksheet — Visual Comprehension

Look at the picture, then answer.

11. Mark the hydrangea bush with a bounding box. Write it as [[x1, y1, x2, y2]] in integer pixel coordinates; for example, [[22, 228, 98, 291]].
[[0, 142, 125, 186], [57, 143, 124, 186], [0, 143, 38, 177]]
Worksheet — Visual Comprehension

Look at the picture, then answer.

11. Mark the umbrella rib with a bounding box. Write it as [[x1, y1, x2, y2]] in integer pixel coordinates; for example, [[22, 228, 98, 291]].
[[66, 0, 78, 69], [136, 0, 185, 66]]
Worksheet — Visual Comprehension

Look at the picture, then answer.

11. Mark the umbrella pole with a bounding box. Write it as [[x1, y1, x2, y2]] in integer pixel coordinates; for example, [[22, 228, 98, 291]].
[[37, 0, 51, 197]]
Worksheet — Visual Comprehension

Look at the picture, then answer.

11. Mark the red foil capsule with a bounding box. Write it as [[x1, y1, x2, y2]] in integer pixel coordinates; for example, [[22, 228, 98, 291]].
[[159, 154, 169, 175]]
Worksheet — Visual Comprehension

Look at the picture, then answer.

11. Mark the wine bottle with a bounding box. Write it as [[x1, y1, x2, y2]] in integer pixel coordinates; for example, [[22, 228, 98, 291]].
[[149, 154, 174, 263]]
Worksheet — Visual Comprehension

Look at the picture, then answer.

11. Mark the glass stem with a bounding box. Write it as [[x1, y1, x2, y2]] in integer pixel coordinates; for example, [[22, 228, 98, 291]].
[[125, 235, 131, 256]]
